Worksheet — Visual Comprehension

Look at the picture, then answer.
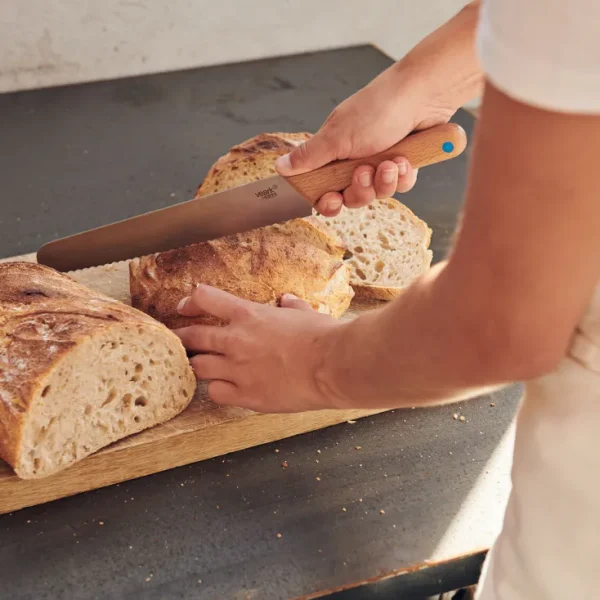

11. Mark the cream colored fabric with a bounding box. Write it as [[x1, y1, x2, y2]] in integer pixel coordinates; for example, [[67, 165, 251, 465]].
[[475, 1, 600, 595], [477, 0, 600, 113], [476, 285, 600, 599]]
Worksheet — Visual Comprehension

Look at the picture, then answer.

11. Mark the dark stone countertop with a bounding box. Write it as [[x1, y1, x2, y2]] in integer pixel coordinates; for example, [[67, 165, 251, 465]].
[[0, 45, 519, 599]]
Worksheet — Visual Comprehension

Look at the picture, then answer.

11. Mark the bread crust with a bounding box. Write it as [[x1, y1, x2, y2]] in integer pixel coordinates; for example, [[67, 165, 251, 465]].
[[0, 262, 195, 474], [195, 132, 311, 198], [195, 132, 432, 299], [352, 285, 404, 301], [129, 217, 354, 328]]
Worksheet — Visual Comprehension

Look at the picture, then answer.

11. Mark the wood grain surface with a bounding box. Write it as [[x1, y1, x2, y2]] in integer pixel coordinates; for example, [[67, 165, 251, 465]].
[[0, 253, 386, 514]]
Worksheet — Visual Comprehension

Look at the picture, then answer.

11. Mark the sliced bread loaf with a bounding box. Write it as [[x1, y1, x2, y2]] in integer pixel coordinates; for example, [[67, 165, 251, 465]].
[[195, 132, 433, 300], [129, 217, 354, 329], [313, 199, 433, 300], [0, 262, 196, 479]]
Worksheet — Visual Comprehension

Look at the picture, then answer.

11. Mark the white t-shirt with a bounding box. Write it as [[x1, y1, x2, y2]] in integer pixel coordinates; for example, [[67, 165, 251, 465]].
[[477, 0, 600, 114], [474, 2, 600, 599]]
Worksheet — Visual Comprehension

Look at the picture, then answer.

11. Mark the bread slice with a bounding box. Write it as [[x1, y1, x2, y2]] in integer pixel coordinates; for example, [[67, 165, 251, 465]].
[[313, 199, 433, 300], [0, 262, 196, 480], [129, 217, 354, 329], [195, 132, 433, 300], [195, 132, 311, 198]]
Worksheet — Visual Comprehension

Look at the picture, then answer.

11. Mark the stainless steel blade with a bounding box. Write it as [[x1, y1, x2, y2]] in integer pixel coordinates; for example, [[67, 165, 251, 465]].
[[36, 175, 312, 272]]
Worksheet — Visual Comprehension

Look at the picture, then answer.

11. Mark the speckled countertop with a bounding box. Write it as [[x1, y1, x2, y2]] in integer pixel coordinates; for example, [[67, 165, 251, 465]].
[[0, 45, 519, 600]]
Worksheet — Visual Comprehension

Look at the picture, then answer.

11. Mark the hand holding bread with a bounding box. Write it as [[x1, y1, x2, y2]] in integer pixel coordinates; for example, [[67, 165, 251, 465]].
[[173, 284, 347, 413]]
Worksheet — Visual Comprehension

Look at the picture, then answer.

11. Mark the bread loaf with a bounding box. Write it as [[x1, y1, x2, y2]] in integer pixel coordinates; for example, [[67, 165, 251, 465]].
[[0, 262, 196, 479], [195, 132, 433, 300], [129, 217, 354, 329], [314, 200, 433, 300], [195, 132, 311, 198]]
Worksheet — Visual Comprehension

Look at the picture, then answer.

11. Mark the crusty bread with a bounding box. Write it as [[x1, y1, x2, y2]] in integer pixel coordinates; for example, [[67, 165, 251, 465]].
[[314, 200, 433, 300], [195, 132, 433, 300], [195, 132, 311, 198], [0, 262, 196, 479], [129, 217, 354, 329]]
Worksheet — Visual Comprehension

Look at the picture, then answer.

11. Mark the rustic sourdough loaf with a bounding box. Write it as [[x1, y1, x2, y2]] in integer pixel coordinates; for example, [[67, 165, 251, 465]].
[[315, 200, 433, 300], [0, 262, 196, 480], [195, 132, 433, 300], [129, 216, 354, 328], [195, 132, 311, 198]]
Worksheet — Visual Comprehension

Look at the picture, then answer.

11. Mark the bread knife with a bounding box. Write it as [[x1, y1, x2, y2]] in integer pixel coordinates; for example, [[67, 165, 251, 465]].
[[37, 123, 467, 272]]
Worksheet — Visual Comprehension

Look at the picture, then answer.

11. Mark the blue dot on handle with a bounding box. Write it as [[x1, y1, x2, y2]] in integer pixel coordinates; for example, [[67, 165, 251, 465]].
[[442, 141, 454, 153]]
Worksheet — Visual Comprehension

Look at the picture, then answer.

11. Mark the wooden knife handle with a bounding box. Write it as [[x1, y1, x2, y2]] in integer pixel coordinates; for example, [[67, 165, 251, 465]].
[[285, 122, 467, 205]]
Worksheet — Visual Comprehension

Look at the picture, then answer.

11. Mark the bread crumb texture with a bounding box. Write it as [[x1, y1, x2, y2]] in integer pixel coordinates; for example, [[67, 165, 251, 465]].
[[0, 262, 196, 479]]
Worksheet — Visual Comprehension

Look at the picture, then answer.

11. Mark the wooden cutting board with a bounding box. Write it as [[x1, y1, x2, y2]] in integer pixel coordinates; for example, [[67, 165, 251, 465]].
[[0, 253, 386, 514]]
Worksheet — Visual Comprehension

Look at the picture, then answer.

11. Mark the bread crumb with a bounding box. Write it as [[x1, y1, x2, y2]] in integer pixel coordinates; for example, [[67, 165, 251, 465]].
[[316, 476, 321, 481], [490, 402, 496, 407], [380, 509, 385, 515], [347, 420, 356, 424], [359, 498, 363, 502], [281, 460, 289, 468], [26, 520, 31, 524], [274, 448, 280, 453], [460, 416, 466, 422], [276, 532, 283, 539], [99, 521, 104, 526], [317, 449, 321, 454], [355, 445, 361, 451], [342, 507, 347, 512], [452, 413, 459, 420]]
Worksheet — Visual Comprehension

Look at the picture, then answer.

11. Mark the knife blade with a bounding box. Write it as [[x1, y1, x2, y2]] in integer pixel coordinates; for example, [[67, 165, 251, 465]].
[[37, 123, 467, 272]]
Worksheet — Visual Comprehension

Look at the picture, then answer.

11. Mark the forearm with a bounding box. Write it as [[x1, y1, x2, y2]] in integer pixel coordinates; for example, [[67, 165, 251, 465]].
[[323, 82, 600, 410], [325, 262, 506, 409], [396, 0, 483, 125]]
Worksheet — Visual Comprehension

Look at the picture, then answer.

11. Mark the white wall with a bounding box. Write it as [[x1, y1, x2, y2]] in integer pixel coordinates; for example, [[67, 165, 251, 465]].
[[0, 0, 469, 93]]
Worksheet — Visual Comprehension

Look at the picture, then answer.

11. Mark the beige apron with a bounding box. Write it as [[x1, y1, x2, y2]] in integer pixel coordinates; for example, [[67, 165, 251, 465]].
[[476, 284, 600, 598]]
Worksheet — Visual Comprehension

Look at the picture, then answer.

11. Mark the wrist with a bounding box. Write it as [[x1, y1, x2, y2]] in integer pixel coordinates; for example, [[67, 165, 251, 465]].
[[313, 321, 357, 410], [390, 1, 483, 127], [389, 58, 458, 129], [314, 310, 384, 410]]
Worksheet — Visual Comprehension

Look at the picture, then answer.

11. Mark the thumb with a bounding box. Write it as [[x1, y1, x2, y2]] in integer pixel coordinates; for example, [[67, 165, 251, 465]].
[[280, 294, 314, 312], [274, 133, 337, 176]]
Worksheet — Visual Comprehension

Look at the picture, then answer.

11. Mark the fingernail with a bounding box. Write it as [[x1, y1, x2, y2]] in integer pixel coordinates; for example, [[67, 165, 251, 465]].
[[326, 196, 343, 213], [358, 171, 372, 187], [397, 161, 408, 177], [283, 293, 298, 301], [275, 154, 292, 174], [177, 296, 190, 312], [381, 168, 396, 184]]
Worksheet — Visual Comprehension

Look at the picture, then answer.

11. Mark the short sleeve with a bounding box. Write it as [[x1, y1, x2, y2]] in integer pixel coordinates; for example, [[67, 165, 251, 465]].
[[476, 0, 600, 114]]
